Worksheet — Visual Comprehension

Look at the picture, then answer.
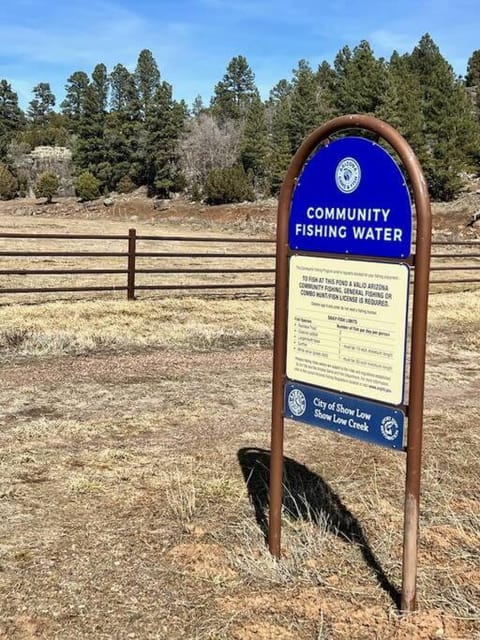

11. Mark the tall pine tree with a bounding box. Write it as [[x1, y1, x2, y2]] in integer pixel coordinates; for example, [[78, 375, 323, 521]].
[[20, 82, 68, 148], [211, 55, 257, 122], [466, 50, 480, 87], [75, 65, 109, 187], [240, 90, 269, 192], [465, 50, 480, 126], [266, 79, 292, 194], [135, 49, 161, 119], [377, 51, 426, 160], [61, 71, 90, 132], [0, 80, 23, 160], [28, 83, 55, 125], [144, 82, 187, 196], [105, 64, 141, 189], [333, 41, 387, 116], [410, 34, 480, 199], [288, 59, 327, 151]]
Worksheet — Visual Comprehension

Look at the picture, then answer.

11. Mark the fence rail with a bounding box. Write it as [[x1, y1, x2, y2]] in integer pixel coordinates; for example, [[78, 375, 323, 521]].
[[0, 228, 479, 299]]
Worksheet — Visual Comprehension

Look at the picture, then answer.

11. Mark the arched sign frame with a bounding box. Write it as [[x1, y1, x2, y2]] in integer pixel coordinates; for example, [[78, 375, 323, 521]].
[[268, 114, 432, 612]]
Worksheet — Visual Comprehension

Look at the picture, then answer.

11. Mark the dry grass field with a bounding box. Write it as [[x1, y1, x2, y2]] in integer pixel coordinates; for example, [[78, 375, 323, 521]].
[[0, 201, 479, 639]]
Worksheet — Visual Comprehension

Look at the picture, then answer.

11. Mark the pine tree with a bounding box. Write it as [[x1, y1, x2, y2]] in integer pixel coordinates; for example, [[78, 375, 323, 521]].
[[135, 49, 160, 118], [211, 55, 257, 122], [21, 82, 64, 149], [0, 80, 23, 160], [192, 95, 206, 117], [75, 82, 108, 186], [316, 60, 336, 90], [465, 50, 480, 125], [106, 64, 141, 189], [268, 79, 292, 103], [316, 60, 336, 119], [465, 50, 480, 87], [144, 82, 187, 196], [410, 34, 480, 199], [333, 41, 387, 116], [288, 60, 323, 151], [110, 64, 135, 112], [377, 51, 426, 159], [240, 90, 269, 192], [266, 80, 292, 194], [91, 63, 109, 114], [61, 71, 90, 132], [28, 83, 55, 125]]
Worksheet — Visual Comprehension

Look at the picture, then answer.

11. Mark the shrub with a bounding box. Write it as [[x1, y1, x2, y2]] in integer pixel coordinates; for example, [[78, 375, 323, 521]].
[[17, 175, 29, 198], [34, 172, 59, 203], [190, 182, 202, 202], [116, 174, 135, 194], [0, 164, 18, 200], [204, 165, 254, 205], [74, 171, 101, 201]]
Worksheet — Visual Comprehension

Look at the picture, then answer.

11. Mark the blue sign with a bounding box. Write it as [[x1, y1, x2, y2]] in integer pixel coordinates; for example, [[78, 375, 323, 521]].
[[284, 381, 405, 450], [289, 137, 412, 258]]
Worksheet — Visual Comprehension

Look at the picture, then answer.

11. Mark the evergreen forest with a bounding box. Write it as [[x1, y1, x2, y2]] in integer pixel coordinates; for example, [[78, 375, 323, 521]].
[[1, 34, 480, 203]]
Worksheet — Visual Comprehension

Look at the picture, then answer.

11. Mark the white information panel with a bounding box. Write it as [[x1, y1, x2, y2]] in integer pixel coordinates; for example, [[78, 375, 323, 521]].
[[286, 255, 409, 405]]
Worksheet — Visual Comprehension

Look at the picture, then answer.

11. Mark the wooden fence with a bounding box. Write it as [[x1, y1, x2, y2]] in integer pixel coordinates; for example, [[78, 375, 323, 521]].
[[0, 230, 479, 300]]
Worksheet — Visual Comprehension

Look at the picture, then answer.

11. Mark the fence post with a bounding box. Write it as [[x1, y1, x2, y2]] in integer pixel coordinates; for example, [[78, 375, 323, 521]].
[[127, 228, 136, 300]]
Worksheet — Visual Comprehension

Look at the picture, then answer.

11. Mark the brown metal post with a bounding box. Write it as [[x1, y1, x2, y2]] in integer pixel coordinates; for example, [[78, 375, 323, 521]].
[[127, 228, 136, 300], [400, 156, 432, 613], [269, 115, 431, 611], [268, 178, 290, 557], [268, 136, 324, 557]]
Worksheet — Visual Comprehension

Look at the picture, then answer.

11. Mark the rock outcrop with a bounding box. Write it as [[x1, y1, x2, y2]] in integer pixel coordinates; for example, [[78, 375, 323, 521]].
[[14, 146, 75, 197]]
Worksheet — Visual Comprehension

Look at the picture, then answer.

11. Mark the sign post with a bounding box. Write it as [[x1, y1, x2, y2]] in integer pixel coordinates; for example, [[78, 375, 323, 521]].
[[268, 115, 431, 612]]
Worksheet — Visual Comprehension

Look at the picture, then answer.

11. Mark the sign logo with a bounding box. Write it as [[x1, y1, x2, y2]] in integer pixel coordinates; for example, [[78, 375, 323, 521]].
[[335, 157, 361, 194], [380, 416, 400, 441], [287, 388, 306, 416]]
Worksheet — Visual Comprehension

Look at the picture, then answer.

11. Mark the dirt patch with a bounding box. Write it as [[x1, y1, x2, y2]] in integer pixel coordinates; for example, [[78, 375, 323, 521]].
[[0, 192, 278, 237], [167, 542, 237, 582], [1, 189, 480, 240], [0, 203, 479, 638]]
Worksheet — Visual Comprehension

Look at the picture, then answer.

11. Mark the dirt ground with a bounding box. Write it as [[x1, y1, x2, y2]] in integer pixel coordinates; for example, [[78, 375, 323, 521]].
[[0, 185, 479, 239], [0, 194, 479, 639]]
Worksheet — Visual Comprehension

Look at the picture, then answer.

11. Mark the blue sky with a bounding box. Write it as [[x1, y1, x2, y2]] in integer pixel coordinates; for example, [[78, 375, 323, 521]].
[[0, 0, 478, 110]]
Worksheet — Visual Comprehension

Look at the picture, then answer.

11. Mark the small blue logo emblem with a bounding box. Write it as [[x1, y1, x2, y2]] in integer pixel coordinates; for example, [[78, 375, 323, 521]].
[[380, 416, 400, 441], [335, 157, 361, 194], [287, 388, 307, 417]]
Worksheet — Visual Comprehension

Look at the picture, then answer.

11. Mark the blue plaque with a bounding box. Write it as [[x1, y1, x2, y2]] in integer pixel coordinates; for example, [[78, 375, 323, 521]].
[[289, 137, 412, 258], [284, 381, 405, 450]]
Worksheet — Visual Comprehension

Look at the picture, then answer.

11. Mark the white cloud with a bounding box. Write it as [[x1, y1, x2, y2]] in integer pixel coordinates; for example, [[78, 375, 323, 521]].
[[0, 2, 192, 71], [0, 1, 198, 108]]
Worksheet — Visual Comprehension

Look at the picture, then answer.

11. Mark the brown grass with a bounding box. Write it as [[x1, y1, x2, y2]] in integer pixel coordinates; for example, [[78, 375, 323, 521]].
[[0, 215, 479, 638], [0, 297, 274, 358]]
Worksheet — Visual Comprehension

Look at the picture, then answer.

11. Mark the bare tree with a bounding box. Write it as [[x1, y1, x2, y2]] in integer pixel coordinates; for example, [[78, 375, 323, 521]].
[[178, 113, 242, 196]]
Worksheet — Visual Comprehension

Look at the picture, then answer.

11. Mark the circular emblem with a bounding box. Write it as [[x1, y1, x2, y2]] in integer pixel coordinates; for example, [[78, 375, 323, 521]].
[[335, 157, 361, 194], [287, 388, 306, 417], [380, 416, 399, 441]]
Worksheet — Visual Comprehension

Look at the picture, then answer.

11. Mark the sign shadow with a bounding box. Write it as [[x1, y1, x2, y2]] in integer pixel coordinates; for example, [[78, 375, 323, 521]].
[[237, 447, 401, 609]]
